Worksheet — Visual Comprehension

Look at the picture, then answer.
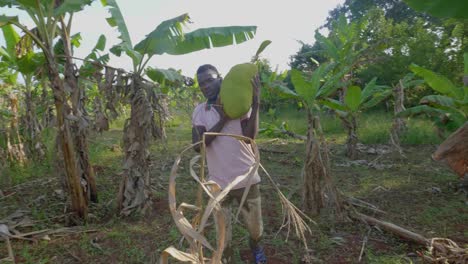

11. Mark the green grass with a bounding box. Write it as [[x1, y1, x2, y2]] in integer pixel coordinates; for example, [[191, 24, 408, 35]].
[[262, 106, 442, 145]]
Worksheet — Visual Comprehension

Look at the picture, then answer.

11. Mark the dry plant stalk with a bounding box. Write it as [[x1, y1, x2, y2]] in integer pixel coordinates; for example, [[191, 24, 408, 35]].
[[161, 132, 313, 263], [354, 212, 468, 264], [420, 238, 468, 264]]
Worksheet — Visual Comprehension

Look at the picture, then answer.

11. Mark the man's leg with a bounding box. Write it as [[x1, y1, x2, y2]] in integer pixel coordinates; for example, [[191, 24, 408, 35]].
[[232, 184, 266, 263], [214, 194, 234, 263]]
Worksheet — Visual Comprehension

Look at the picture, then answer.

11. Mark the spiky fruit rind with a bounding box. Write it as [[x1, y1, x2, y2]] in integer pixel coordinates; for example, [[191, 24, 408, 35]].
[[220, 63, 258, 119]]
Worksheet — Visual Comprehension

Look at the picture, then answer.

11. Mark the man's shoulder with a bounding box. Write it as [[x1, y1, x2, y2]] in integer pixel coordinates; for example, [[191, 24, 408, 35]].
[[194, 102, 206, 111], [192, 102, 207, 119]]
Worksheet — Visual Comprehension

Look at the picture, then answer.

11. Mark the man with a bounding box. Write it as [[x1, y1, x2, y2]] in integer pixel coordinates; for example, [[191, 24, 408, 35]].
[[192, 64, 266, 263]]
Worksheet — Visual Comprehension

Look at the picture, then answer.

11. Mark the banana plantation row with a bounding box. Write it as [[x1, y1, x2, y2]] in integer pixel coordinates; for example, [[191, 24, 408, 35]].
[[0, 0, 467, 223]]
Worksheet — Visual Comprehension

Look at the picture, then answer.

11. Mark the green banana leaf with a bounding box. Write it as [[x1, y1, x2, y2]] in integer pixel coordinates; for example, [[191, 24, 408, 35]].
[[361, 90, 392, 110], [398, 105, 447, 117], [54, 0, 94, 17], [101, 0, 142, 68], [269, 82, 299, 99], [360, 77, 378, 103], [254, 40, 272, 59], [320, 98, 346, 112], [291, 69, 316, 101], [1, 24, 19, 62], [146, 67, 184, 85], [410, 63, 463, 100], [0, 15, 18, 27], [420, 95, 456, 107], [317, 64, 350, 98], [136, 25, 256, 56], [344, 85, 361, 112]]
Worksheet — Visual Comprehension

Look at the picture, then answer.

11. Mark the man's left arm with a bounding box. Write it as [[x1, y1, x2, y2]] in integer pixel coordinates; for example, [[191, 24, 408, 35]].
[[241, 75, 261, 140]]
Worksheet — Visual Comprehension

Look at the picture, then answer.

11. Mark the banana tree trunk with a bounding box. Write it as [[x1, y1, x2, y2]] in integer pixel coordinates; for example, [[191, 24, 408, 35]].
[[118, 76, 153, 216], [61, 23, 98, 203], [302, 109, 343, 217], [47, 59, 88, 219], [341, 115, 358, 160], [390, 80, 407, 147], [23, 76, 46, 160], [40, 78, 54, 128], [6, 92, 27, 164]]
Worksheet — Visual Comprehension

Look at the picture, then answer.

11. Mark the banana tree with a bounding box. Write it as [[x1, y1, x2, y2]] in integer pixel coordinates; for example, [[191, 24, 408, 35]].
[[389, 74, 424, 147], [101, 0, 257, 215], [271, 63, 349, 216], [0, 0, 98, 220], [399, 58, 468, 134], [0, 70, 28, 165], [314, 14, 369, 102], [322, 78, 392, 159], [1, 24, 47, 160]]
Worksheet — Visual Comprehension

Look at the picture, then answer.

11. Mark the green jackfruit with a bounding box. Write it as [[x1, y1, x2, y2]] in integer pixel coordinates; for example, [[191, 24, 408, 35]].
[[220, 63, 258, 119]]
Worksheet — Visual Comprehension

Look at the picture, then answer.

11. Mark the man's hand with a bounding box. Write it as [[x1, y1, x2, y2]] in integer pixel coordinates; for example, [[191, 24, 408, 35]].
[[251, 74, 261, 105], [214, 104, 228, 123]]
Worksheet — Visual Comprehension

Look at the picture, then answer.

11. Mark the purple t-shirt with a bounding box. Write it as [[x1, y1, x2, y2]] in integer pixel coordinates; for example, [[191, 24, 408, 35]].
[[192, 102, 261, 190]]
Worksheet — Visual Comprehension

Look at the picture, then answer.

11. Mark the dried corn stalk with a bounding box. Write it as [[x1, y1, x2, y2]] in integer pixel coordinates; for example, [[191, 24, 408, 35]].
[[161, 132, 313, 263]]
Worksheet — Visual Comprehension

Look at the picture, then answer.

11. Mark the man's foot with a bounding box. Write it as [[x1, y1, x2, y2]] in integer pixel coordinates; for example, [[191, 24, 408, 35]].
[[252, 246, 267, 264]]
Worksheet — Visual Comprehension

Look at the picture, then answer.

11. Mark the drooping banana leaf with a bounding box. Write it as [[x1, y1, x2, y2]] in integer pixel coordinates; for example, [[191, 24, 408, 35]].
[[146, 67, 184, 85], [398, 105, 446, 117], [410, 63, 463, 100], [135, 25, 257, 56], [420, 95, 456, 108], [268, 82, 299, 99]]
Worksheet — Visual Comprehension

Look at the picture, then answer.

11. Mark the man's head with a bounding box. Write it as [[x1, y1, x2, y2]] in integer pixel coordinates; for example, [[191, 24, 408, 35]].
[[197, 64, 222, 101]]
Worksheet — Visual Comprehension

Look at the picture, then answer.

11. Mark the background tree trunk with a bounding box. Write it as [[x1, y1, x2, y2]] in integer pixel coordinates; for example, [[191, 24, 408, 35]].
[[340, 115, 359, 160], [47, 59, 88, 220], [6, 92, 27, 164], [390, 80, 407, 149], [302, 110, 343, 218], [22, 77, 46, 160], [118, 77, 153, 216], [61, 23, 98, 203]]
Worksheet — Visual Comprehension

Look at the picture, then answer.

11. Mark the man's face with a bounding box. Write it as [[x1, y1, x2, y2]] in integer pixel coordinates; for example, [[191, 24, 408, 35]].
[[197, 69, 222, 100]]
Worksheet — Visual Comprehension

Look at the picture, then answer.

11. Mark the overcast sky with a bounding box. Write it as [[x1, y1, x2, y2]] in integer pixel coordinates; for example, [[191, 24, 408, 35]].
[[1, 0, 344, 77]]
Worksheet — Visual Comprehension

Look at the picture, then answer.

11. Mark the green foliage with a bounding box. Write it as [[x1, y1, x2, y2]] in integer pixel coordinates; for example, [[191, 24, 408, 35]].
[[344, 86, 361, 112], [409, 64, 462, 99], [323, 79, 392, 114], [252, 40, 272, 62], [400, 63, 467, 131], [146, 67, 184, 88], [403, 0, 468, 19]]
